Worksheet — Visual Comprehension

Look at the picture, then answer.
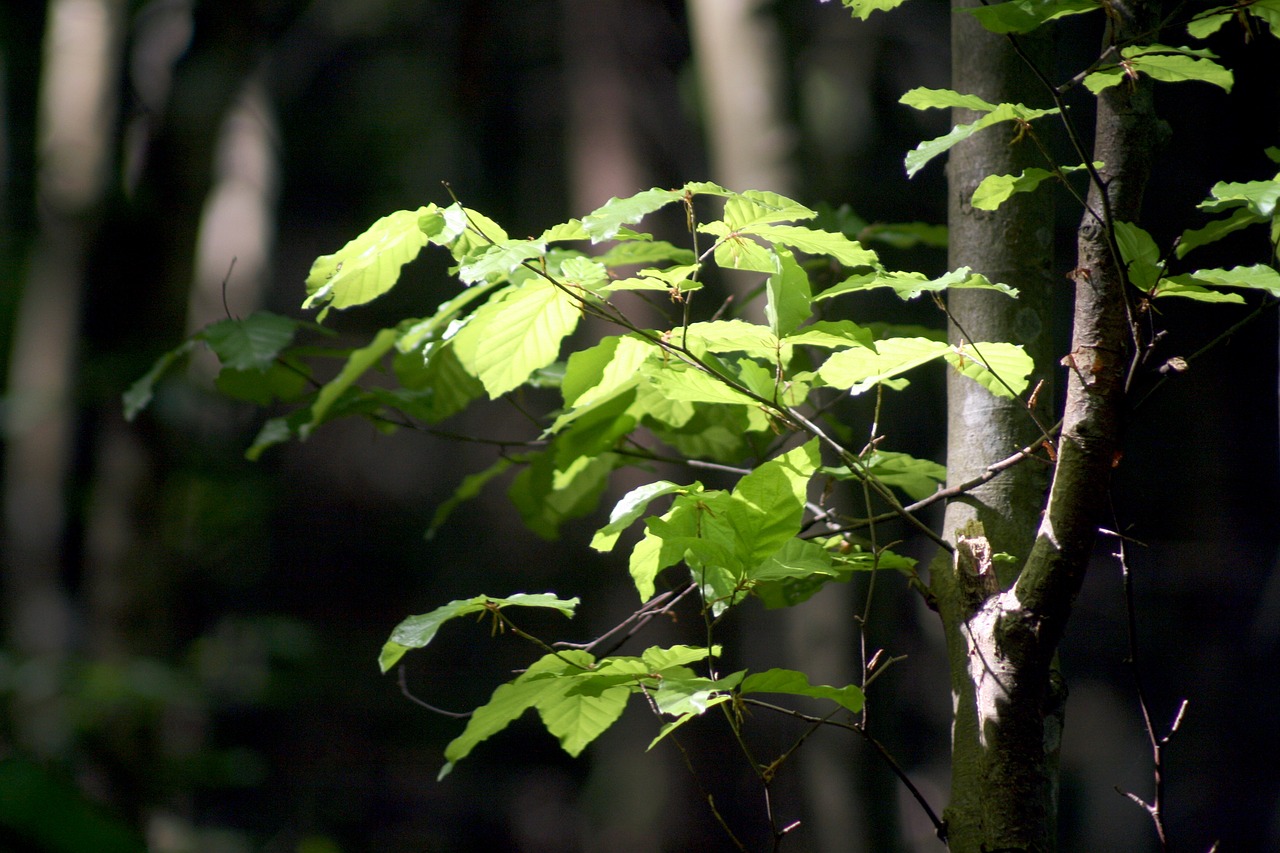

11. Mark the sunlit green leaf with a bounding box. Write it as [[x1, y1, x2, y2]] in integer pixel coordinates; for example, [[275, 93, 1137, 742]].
[[643, 361, 760, 406], [1168, 264, 1280, 297], [817, 336, 949, 393], [581, 182, 730, 243], [818, 266, 1018, 301], [722, 191, 817, 229], [1187, 9, 1232, 38], [304, 208, 432, 314], [899, 91, 1058, 178], [439, 649, 598, 778], [459, 239, 548, 285], [1176, 207, 1263, 259], [302, 328, 399, 439], [946, 341, 1034, 398], [746, 224, 879, 267], [452, 280, 582, 397], [1197, 177, 1280, 217], [380, 594, 580, 673], [862, 450, 946, 500], [739, 668, 865, 714], [1085, 45, 1233, 94], [591, 481, 690, 552], [1148, 279, 1245, 303], [840, 0, 912, 19], [597, 240, 696, 268]]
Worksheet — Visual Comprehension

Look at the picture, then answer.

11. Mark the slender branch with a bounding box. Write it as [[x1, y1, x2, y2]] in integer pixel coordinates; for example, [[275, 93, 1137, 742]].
[[397, 665, 472, 718], [740, 698, 947, 843], [1103, 520, 1188, 852], [553, 582, 698, 657]]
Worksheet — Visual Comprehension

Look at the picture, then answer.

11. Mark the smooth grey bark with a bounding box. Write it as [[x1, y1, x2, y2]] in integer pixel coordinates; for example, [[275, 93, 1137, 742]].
[[933, 3, 1161, 851]]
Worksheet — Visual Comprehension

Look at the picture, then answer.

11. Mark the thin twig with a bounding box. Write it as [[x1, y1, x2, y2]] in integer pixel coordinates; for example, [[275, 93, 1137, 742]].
[[397, 665, 471, 718], [740, 698, 947, 843]]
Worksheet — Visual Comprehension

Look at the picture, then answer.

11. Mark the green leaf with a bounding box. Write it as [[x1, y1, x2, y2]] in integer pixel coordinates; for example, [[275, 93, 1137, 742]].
[[597, 240, 696, 268], [642, 361, 759, 407], [509, 452, 620, 540], [561, 335, 653, 410], [861, 221, 948, 249], [1085, 45, 1233, 94], [1113, 221, 1163, 291], [722, 190, 817, 228], [302, 328, 399, 439], [970, 162, 1100, 211], [214, 362, 308, 406], [459, 239, 548, 285], [628, 495, 705, 600], [818, 266, 1018, 301], [1198, 178, 1280, 218], [1167, 264, 1280, 297], [1176, 207, 1264, 259], [701, 222, 777, 273], [439, 649, 599, 777], [817, 336, 949, 393], [1147, 279, 1245, 303], [380, 594, 579, 673], [746, 224, 879, 267], [304, 208, 433, 314], [964, 0, 1098, 34], [729, 440, 820, 564], [739, 668, 865, 714], [862, 450, 946, 501], [603, 263, 702, 294], [785, 320, 876, 351], [581, 183, 730, 243], [591, 480, 689, 552], [946, 341, 1035, 398], [123, 339, 197, 421], [840, 0, 912, 19], [426, 457, 518, 540], [199, 312, 301, 371], [747, 537, 838, 584], [680, 320, 781, 359], [899, 87, 997, 113], [1187, 9, 1233, 38], [452, 280, 582, 398], [385, 342, 485, 424], [899, 92, 1058, 178]]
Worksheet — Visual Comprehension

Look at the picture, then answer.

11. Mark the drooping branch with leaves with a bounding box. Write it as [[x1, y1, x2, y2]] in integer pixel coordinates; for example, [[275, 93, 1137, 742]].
[[128, 1, 1280, 849]]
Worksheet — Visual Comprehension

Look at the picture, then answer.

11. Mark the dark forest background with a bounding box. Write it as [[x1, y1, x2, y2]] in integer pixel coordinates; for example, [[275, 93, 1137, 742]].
[[2, 1, 1279, 851]]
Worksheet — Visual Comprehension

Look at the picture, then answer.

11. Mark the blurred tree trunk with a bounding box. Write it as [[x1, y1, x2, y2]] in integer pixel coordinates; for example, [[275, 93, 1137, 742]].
[[688, 3, 876, 850], [562, 4, 686, 850], [2, 0, 126, 754]]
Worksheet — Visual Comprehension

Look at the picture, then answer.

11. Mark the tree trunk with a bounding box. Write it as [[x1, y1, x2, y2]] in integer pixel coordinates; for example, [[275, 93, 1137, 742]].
[[2, 0, 126, 755], [934, 2, 1160, 850]]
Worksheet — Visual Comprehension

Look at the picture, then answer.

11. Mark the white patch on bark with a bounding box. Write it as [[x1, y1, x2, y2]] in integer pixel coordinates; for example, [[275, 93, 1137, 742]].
[[961, 588, 1024, 748]]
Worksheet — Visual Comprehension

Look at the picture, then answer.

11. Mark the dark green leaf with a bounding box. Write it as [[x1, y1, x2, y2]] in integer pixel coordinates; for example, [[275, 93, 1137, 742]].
[[122, 339, 196, 421], [199, 312, 301, 372]]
